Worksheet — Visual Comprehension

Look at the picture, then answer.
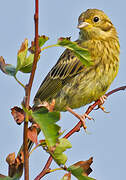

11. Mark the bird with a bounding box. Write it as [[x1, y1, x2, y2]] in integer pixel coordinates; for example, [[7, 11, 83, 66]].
[[33, 9, 120, 123]]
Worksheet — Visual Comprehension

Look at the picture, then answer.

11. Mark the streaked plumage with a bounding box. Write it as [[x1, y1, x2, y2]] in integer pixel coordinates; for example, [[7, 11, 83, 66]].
[[34, 9, 120, 111]]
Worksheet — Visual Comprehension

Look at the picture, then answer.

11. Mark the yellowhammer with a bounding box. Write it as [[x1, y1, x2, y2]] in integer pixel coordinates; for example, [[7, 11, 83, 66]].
[[33, 9, 120, 117]]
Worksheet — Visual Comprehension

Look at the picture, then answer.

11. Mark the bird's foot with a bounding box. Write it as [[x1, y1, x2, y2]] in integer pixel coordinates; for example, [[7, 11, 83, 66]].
[[98, 104, 110, 113], [81, 113, 94, 130], [95, 95, 110, 113], [66, 107, 93, 131], [99, 95, 107, 104], [37, 99, 55, 112], [48, 99, 56, 112]]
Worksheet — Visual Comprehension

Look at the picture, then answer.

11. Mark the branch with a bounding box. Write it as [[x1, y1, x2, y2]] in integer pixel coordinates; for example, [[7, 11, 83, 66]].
[[34, 156, 52, 180], [34, 85, 126, 180], [23, 0, 39, 179], [106, 85, 126, 97]]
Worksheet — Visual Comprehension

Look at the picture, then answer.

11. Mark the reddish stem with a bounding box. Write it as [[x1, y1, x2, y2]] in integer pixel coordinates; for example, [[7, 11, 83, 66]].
[[23, 0, 39, 179], [23, 121, 29, 180], [34, 156, 53, 180], [34, 85, 126, 180], [106, 85, 126, 97]]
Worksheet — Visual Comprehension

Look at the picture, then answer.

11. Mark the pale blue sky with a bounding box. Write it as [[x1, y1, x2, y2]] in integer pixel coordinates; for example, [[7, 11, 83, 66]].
[[0, 0, 126, 180]]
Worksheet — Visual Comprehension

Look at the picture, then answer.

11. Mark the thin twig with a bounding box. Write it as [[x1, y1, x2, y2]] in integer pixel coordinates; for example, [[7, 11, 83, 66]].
[[34, 85, 126, 179], [14, 76, 25, 88], [49, 168, 64, 173], [106, 85, 126, 97], [23, 0, 39, 179], [41, 44, 58, 51]]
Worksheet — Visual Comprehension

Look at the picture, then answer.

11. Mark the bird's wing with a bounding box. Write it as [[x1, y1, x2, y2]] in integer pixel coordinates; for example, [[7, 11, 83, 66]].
[[34, 49, 85, 103]]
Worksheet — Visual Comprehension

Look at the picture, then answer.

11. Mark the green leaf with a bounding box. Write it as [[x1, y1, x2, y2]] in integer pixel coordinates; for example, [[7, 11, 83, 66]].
[[52, 138, 72, 165], [38, 35, 49, 48], [0, 177, 20, 180], [4, 65, 16, 76], [16, 39, 28, 72], [67, 166, 94, 180], [19, 53, 34, 73], [16, 36, 49, 73], [16, 39, 40, 73], [16, 39, 41, 73], [32, 108, 60, 147], [0, 56, 16, 76], [67, 158, 95, 180], [0, 174, 21, 180], [57, 37, 92, 67]]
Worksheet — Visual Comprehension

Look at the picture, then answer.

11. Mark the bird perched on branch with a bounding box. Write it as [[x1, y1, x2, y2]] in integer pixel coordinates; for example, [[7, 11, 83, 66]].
[[33, 9, 120, 125]]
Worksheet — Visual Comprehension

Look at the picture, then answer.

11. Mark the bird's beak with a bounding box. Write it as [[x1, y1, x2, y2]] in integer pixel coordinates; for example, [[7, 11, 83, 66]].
[[77, 21, 90, 29]]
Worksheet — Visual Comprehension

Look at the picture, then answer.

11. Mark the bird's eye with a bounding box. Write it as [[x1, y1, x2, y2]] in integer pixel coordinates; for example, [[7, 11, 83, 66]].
[[93, 16, 100, 22]]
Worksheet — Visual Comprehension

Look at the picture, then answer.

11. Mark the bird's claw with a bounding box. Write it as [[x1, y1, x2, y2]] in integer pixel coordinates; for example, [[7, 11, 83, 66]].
[[98, 105, 110, 113], [66, 107, 94, 131], [80, 113, 94, 130], [99, 95, 107, 104], [94, 104, 110, 113], [79, 116, 87, 130], [82, 113, 93, 120], [94, 95, 110, 113]]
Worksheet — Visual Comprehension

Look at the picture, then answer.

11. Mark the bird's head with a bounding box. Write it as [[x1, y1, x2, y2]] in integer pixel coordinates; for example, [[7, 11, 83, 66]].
[[78, 9, 118, 41]]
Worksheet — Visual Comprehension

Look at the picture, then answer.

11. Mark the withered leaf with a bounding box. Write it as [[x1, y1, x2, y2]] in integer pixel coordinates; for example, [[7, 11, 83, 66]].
[[67, 157, 95, 180], [0, 56, 7, 74], [61, 172, 71, 180], [11, 106, 25, 125], [27, 126, 38, 145], [6, 152, 23, 178], [17, 39, 28, 55], [6, 152, 15, 165], [73, 157, 93, 176]]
